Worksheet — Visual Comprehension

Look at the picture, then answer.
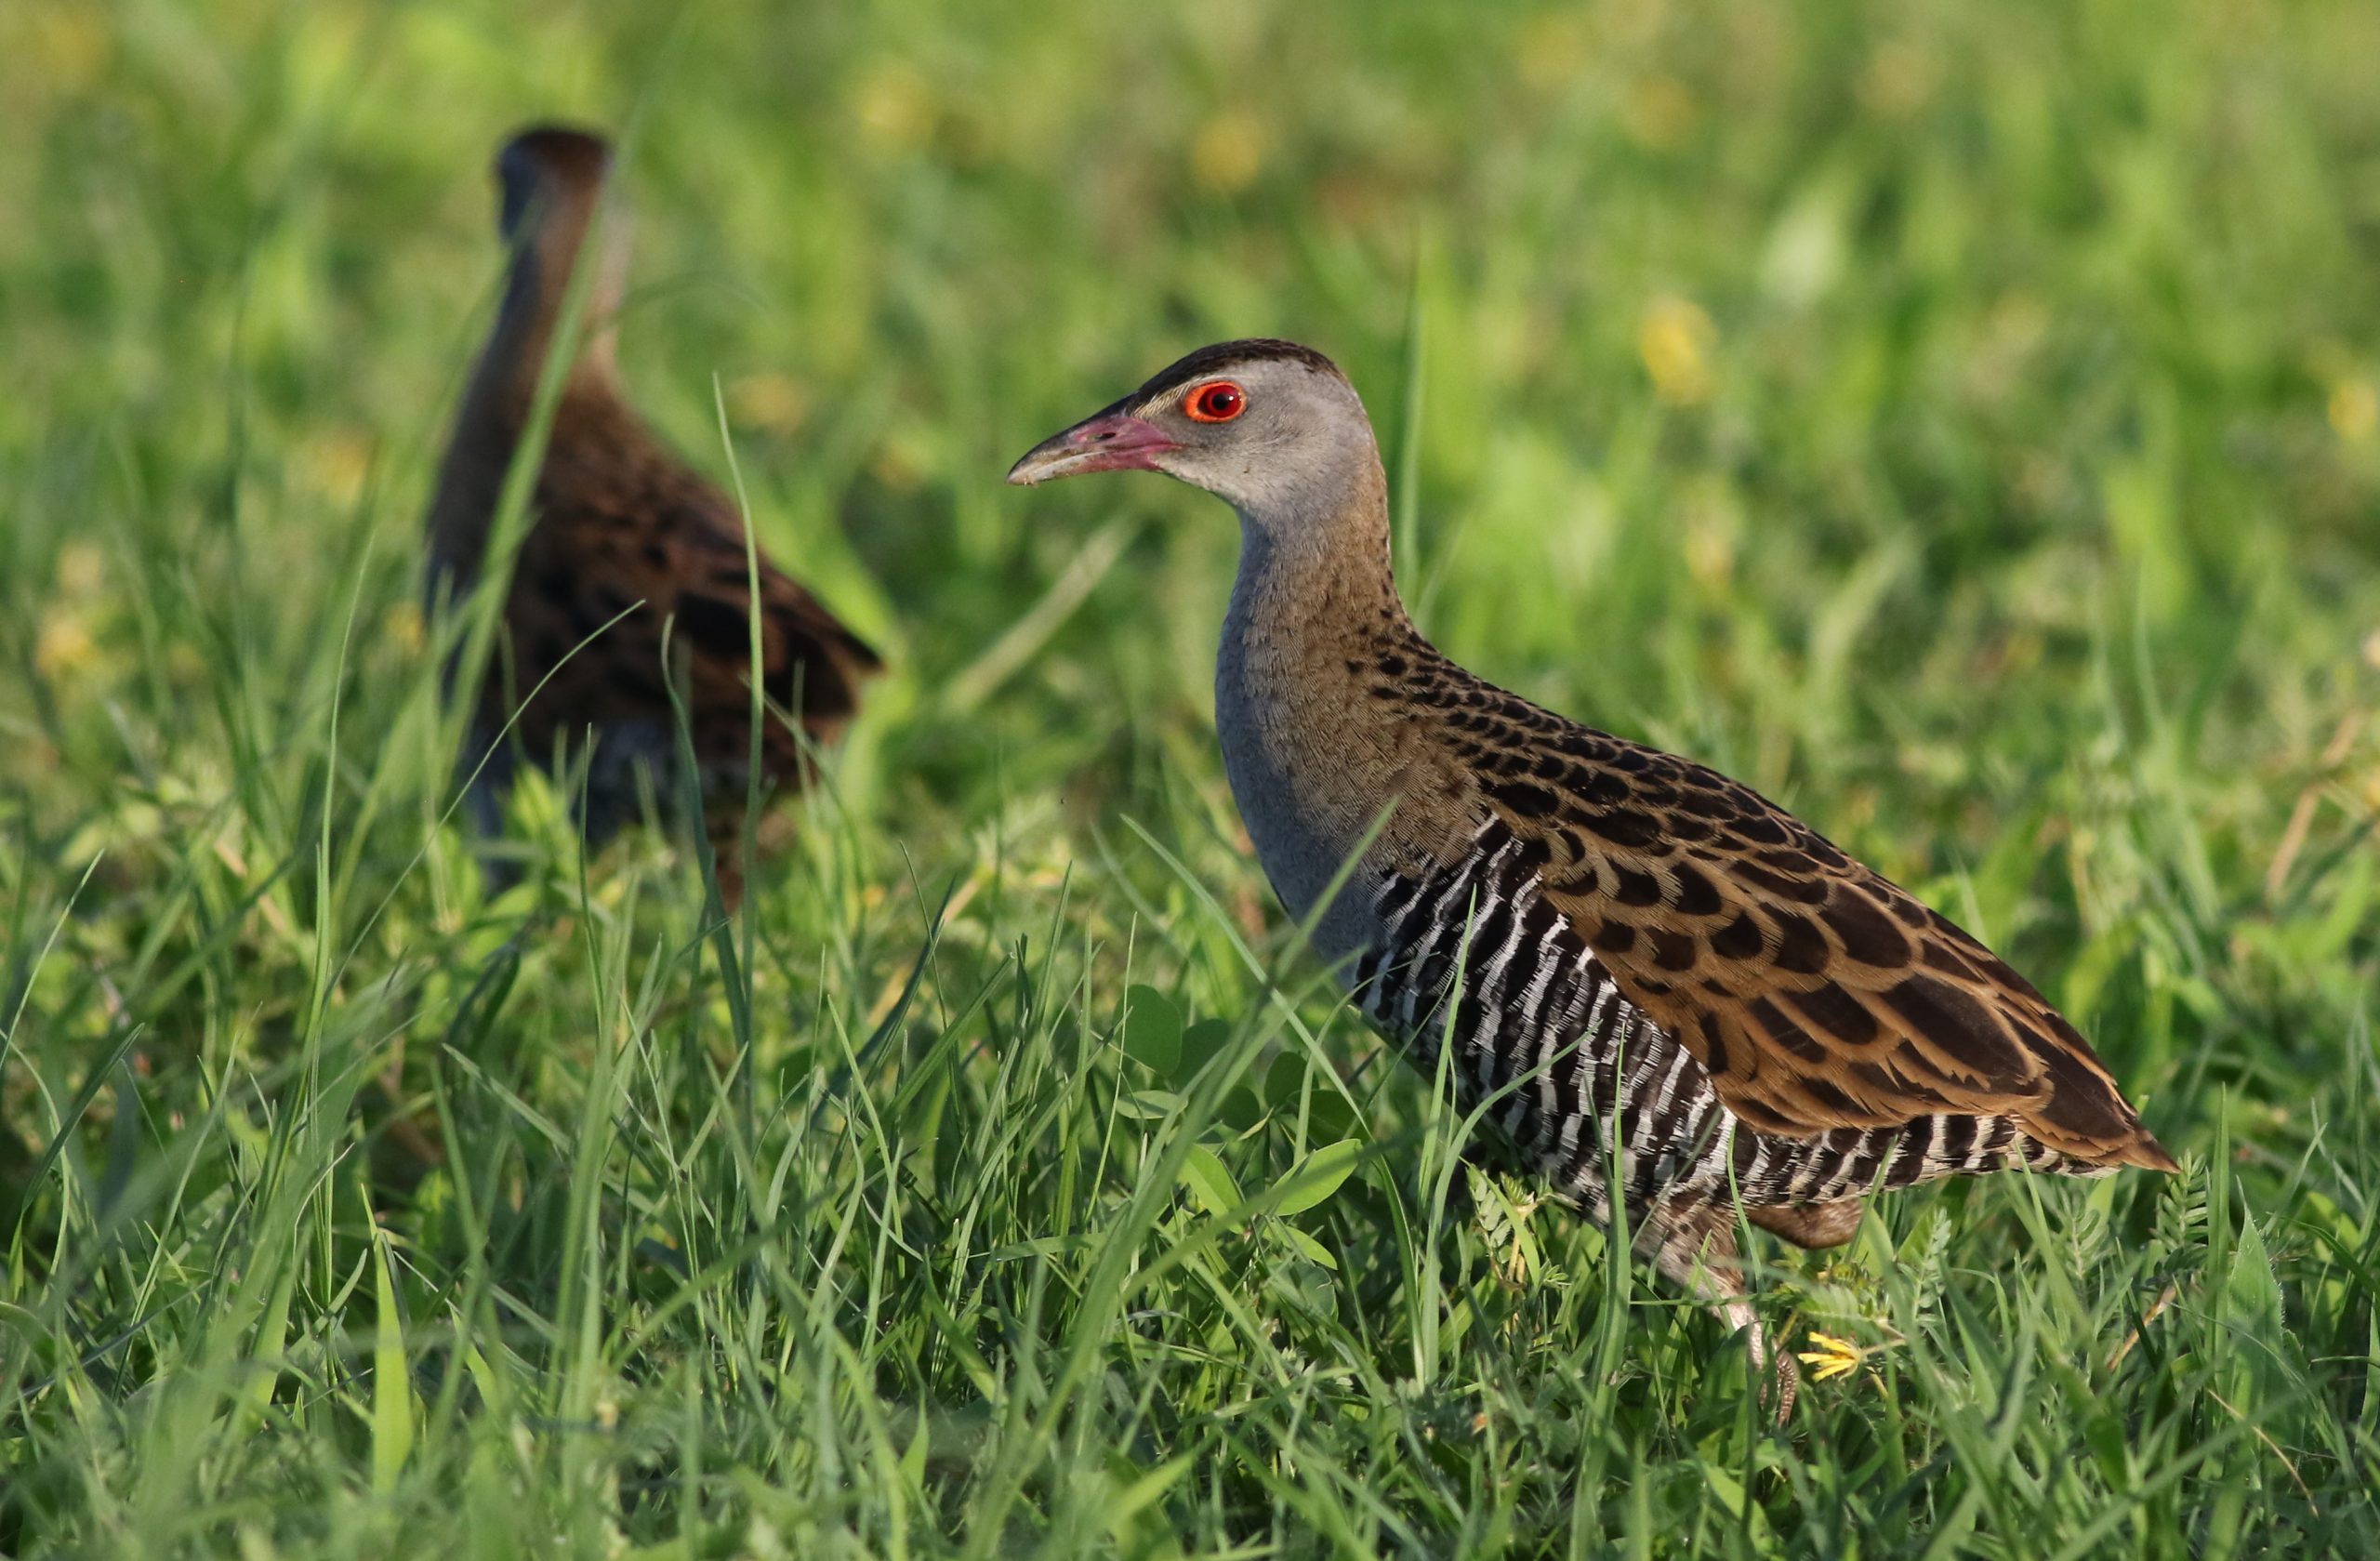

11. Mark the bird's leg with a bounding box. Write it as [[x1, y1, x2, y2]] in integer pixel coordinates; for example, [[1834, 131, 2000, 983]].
[[1748, 1197, 1863, 1250], [1638, 1202, 1797, 1422]]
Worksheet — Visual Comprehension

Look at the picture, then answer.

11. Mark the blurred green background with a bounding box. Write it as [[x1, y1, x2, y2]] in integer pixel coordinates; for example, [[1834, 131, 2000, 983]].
[[1, 0, 2376, 1554]]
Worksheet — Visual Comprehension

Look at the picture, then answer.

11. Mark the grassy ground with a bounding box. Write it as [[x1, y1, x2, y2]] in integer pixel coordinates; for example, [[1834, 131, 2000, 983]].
[[3, 0, 2378, 1554]]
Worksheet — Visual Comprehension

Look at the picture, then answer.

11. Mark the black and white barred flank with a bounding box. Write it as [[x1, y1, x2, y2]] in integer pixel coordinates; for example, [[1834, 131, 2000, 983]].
[[1348, 819, 2095, 1226]]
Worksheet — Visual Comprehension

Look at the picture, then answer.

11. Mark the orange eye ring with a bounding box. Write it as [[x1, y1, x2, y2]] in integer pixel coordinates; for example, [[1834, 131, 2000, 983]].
[[1184, 380, 1247, 423]]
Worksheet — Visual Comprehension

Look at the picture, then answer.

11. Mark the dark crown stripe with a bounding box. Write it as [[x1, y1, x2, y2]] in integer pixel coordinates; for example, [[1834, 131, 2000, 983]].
[[1131, 338, 1347, 405]]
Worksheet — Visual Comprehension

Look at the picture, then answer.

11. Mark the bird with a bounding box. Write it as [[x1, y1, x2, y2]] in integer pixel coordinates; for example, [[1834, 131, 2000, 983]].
[[425, 125, 879, 908], [1007, 338, 2177, 1415]]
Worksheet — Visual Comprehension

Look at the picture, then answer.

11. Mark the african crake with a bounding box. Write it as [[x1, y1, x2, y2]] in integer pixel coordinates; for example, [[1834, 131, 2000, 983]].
[[426, 126, 878, 906], [1008, 339, 2176, 1413]]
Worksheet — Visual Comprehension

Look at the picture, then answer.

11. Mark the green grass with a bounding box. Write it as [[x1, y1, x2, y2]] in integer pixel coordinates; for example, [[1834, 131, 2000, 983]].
[[4, 0, 2379, 1554]]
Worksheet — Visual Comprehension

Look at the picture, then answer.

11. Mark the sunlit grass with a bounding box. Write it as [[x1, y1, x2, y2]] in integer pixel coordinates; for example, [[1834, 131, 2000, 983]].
[[2, 0, 2377, 1554]]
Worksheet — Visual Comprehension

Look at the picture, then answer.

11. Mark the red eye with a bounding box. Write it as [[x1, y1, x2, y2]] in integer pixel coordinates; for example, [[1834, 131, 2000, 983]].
[[1184, 380, 1247, 423]]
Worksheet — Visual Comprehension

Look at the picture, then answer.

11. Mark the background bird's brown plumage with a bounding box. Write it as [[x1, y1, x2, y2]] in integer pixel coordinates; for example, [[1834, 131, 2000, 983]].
[[426, 125, 878, 905]]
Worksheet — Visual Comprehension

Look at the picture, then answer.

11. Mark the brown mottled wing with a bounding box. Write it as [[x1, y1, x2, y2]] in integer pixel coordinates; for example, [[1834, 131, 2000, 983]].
[[1474, 721, 2174, 1171], [500, 406, 879, 775]]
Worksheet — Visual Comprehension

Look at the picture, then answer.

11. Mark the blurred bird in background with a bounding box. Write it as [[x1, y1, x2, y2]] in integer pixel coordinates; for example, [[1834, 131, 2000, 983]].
[[425, 124, 879, 908]]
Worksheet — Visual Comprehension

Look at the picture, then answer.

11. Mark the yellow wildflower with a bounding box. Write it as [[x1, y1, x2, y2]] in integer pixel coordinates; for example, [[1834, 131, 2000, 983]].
[[298, 428, 375, 509], [1639, 295, 1717, 406], [1515, 13, 1592, 92], [34, 612, 98, 679], [2328, 377, 2377, 443], [1858, 43, 1938, 119], [1796, 1330, 1868, 1383], [29, 10, 115, 95], [384, 602, 427, 658], [853, 62, 934, 153], [728, 372, 813, 437], [56, 541, 105, 597], [1620, 74, 1698, 151], [1191, 113, 1265, 195]]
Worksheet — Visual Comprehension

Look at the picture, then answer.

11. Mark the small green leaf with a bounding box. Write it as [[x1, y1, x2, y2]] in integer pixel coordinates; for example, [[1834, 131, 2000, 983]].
[[1104, 1452, 1195, 1529], [1274, 1139, 1363, 1216], [1219, 1089, 1267, 1132], [1179, 1146, 1241, 1214], [2227, 1213, 2282, 1331], [369, 1224, 415, 1495], [1263, 1051, 1307, 1109], [901, 1410, 930, 1488], [1177, 1018, 1232, 1078], [1276, 1221, 1339, 1270], [1264, 1052, 1355, 1139], [1306, 1092, 1355, 1142], [1120, 985, 1182, 1074]]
